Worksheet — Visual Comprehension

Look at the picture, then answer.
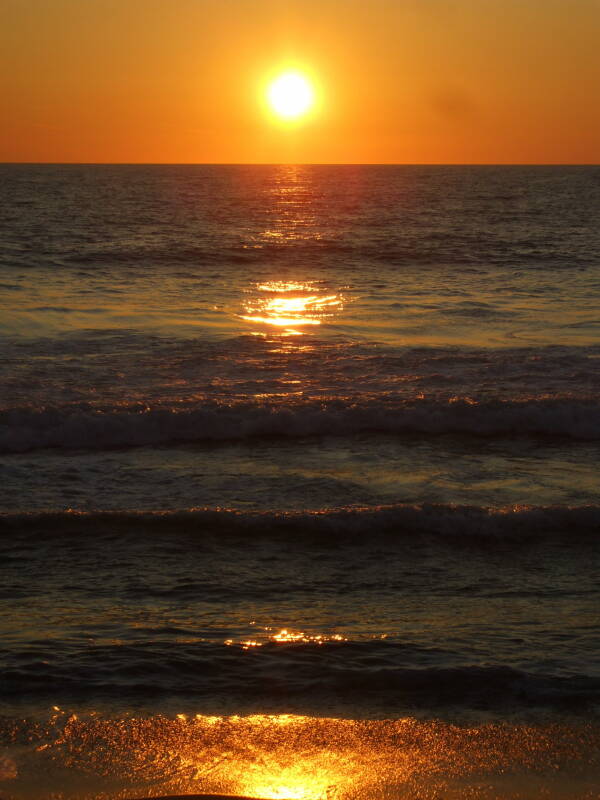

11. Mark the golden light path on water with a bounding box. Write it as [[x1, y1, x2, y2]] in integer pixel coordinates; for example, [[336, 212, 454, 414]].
[[4, 709, 599, 799], [241, 281, 343, 335], [224, 627, 348, 651], [158, 714, 355, 800]]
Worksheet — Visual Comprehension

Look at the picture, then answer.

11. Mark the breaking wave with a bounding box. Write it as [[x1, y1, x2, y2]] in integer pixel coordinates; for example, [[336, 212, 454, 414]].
[[2, 502, 599, 541], [2, 396, 599, 453]]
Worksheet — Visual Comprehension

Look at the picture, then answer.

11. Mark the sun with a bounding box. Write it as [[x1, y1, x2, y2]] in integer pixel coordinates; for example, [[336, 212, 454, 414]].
[[267, 71, 315, 120]]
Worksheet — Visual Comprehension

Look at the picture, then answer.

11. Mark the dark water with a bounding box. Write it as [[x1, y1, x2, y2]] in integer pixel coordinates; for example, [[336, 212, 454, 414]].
[[1, 165, 599, 798]]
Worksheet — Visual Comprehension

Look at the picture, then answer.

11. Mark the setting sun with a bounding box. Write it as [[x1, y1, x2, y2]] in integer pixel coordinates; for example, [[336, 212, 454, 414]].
[[267, 71, 315, 120]]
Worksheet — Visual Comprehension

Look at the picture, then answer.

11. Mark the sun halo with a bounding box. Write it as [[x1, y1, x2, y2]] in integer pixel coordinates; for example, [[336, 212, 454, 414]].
[[266, 71, 316, 121]]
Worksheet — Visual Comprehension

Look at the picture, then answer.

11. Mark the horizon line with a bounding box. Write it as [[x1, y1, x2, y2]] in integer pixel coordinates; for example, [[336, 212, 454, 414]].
[[1, 161, 599, 167]]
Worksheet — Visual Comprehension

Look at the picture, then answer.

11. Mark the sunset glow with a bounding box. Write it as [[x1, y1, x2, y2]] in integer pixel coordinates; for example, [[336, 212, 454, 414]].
[[3, 0, 598, 163], [2, 1, 599, 797]]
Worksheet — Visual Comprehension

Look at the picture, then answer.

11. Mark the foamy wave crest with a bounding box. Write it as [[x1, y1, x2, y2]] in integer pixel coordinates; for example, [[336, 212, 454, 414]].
[[2, 503, 599, 541], [2, 397, 599, 453]]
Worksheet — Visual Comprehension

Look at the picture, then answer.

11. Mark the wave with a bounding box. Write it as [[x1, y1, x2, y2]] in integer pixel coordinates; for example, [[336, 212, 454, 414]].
[[2, 502, 599, 541], [2, 639, 598, 712], [50, 229, 593, 270], [1, 396, 599, 453]]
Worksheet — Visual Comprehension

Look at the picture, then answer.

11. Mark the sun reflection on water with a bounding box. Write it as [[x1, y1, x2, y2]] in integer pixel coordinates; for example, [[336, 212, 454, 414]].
[[239, 753, 344, 800], [190, 714, 359, 800], [241, 280, 342, 334], [7, 708, 598, 799], [225, 628, 348, 649]]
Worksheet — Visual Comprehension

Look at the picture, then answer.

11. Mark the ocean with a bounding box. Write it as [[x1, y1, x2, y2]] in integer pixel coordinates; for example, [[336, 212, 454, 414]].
[[0, 164, 599, 799]]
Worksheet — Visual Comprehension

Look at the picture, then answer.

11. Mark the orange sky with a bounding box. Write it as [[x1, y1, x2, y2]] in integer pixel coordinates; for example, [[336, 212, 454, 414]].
[[1, 0, 599, 163]]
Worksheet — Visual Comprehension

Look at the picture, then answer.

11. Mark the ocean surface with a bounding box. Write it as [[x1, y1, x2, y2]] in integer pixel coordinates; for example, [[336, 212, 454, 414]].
[[0, 164, 599, 799]]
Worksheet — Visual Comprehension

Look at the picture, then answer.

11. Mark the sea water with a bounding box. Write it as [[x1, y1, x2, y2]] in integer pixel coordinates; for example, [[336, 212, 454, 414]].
[[1, 165, 599, 799]]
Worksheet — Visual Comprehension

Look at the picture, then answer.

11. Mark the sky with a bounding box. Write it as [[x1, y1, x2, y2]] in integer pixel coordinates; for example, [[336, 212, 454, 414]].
[[1, 0, 599, 164]]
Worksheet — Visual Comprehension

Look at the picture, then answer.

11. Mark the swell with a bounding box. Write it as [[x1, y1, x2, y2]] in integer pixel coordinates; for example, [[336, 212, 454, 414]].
[[2, 640, 598, 712], [36, 227, 599, 270], [1, 502, 599, 541], [2, 396, 599, 453]]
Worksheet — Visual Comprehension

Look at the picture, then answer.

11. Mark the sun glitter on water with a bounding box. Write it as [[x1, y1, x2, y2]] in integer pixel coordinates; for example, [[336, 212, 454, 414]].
[[266, 71, 315, 120], [241, 281, 342, 335]]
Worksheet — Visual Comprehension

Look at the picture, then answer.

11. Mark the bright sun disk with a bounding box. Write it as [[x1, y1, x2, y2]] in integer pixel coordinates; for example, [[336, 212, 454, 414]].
[[267, 72, 314, 119]]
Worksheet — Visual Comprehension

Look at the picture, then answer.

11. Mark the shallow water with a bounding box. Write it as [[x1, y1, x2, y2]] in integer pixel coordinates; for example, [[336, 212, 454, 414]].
[[0, 165, 599, 798], [3, 712, 600, 800]]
